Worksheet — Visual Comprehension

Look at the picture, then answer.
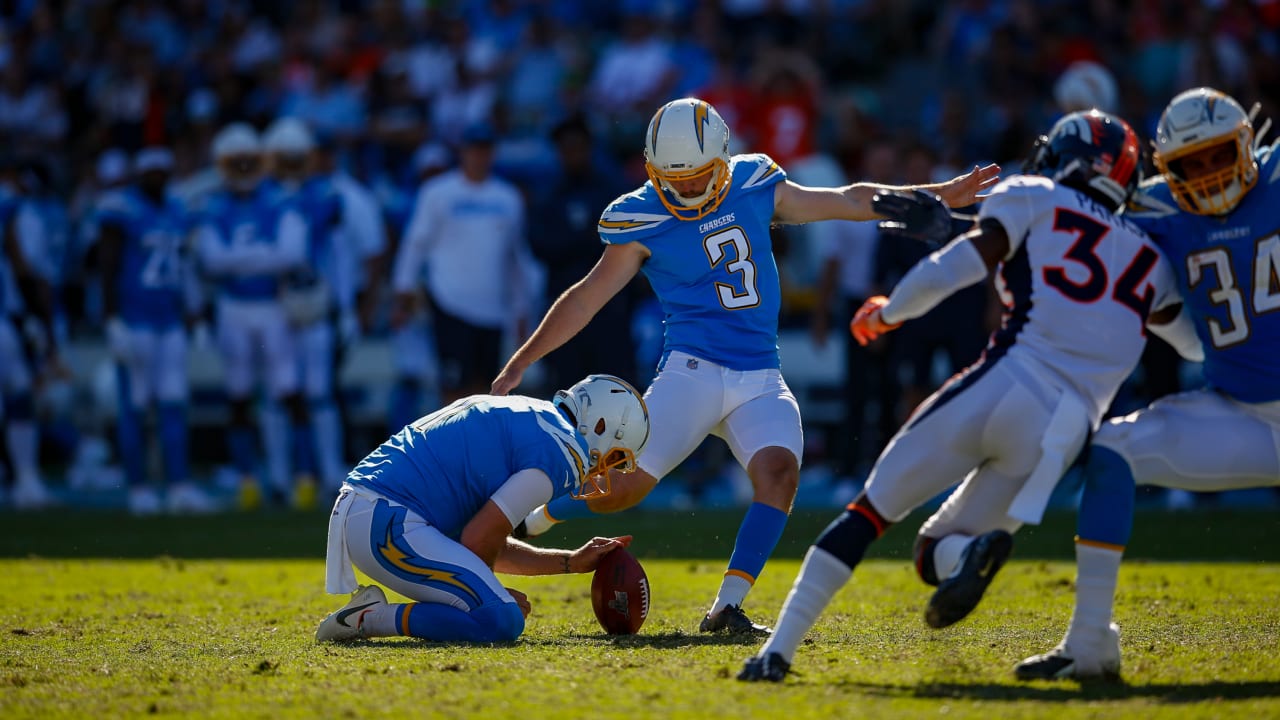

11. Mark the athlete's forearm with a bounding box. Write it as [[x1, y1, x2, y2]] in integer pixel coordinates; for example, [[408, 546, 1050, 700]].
[[507, 283, 602, 370], [494, 538, 572, 576]]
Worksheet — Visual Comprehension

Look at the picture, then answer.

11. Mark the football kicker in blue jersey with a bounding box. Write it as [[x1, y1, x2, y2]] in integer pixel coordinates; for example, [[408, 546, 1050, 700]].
[[319, 375, 647, 644], [492, 97, 1000, 638], [599, 152, 786, 371]]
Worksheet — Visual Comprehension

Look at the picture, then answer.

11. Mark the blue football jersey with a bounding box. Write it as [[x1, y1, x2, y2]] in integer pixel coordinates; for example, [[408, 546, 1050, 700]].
[[98, 186, 191, 328], [198, 184, 291, 301], [346, 395, 592, 540], [1127, 146, 1280, 402], [598, 153, 787, 371]]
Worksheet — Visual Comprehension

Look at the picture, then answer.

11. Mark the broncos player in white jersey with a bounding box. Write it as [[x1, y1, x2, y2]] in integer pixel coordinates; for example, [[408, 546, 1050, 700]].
[[1018, 88, 1280, 681], [491, 97, 999, 634], [740, 110, 1202, 681], [317, 375, 647, 644], [195, 123, 309, 509]]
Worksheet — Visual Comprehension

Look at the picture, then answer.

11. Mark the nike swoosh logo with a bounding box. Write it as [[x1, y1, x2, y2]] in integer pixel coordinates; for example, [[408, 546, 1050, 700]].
[[336, 602, 378, 628]]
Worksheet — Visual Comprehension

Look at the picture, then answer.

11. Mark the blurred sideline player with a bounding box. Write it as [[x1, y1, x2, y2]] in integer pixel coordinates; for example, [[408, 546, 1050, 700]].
[[384, 143, 450, 432], [393, 123, 530, 404], [317, 374, 647, 643], [98, 147, 217, 515], [1017, 87, 1280, 680], [739, 110, 1199, 681], [0, 156, 58, 509], [492, 97, 999, 633], [194, 123, 309, 509], [263, 117, 357, 501]]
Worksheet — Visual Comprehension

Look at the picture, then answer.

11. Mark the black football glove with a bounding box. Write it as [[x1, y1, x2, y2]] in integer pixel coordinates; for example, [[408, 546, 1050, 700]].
[[871, 188, 956, 248]]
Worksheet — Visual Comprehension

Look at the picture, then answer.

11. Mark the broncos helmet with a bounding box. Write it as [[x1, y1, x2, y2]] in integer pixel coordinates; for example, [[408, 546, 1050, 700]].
[[1026, 109, 1141, 212], [553, 374, 650, 500], [644, 97, 732, 221], [1153, 87, 1259, 216]]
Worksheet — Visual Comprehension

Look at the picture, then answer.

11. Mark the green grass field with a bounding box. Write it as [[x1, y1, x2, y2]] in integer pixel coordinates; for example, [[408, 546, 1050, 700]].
[[3, 509, 1280, 719]]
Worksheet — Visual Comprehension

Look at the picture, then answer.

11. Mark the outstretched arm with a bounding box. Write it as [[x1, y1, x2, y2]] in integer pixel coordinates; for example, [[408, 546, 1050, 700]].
[[772, 163, 1000, 225], [852, 217, 1006, 346], [492, 241, 647, 394]]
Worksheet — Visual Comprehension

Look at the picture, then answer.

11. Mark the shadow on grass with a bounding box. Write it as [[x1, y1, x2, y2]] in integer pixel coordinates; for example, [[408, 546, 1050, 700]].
[[835, 678, 1280, 702], [317, 630, 759, 651]]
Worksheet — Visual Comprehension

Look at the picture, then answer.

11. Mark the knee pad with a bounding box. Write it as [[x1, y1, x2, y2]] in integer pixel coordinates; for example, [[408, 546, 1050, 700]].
[[913, 535, 940, 586], [470, 601, 525, 642]]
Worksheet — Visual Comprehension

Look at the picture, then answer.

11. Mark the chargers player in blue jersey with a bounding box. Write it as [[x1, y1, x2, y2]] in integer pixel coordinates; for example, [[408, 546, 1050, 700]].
[[316, 374, 648, 643], [1016, 87, 1280, 680], [491, 97, 1000, 633], [263, 117, 357, 507], [195, 123, 310, 510], [99, 147, 217, 515], [0, 157, 55, 509]]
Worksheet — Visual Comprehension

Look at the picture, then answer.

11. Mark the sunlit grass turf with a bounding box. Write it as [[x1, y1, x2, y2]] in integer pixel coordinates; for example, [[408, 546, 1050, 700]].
[[3, 510, 1280, 719]]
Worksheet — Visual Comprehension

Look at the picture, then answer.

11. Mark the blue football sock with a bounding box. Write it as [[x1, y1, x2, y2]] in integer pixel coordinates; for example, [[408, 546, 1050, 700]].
[[396, 600, 525, 643], [814, 498, 891, 570], [1076, 446, 1134, 548], [293, 417, 316, 478], [157, 404, 188, 486], [543, 492, 596, 523], [726, 502, 789, 583], [115, 368, 146, 486], [228, 424, 257, 477]]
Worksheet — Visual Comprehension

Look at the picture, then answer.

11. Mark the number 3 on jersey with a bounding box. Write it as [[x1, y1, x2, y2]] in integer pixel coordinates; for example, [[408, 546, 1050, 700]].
[[703, 227, 760, 310], [1187, 234, 1280, 349], [1043, 208, 1159, 322]]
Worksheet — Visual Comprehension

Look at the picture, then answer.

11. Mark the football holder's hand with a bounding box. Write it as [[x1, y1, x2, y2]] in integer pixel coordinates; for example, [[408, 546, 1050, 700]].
[[850, 295, 902, 347], [872, 189, 955, 248]]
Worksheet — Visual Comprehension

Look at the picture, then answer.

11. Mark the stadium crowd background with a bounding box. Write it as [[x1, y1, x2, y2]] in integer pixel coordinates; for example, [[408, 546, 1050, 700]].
[[2, 0, 1278, 512]]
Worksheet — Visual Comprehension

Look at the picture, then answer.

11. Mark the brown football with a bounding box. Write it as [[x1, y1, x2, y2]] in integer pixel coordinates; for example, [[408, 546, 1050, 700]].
[[590, 547, 649, 635]]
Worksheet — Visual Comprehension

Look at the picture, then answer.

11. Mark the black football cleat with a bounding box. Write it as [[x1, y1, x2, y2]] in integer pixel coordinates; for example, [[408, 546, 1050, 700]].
[[1015, 624, 1122, 681], [699, 604, 773, 636], [925, 529, 1013, 629], [737, 652, 791, 682]]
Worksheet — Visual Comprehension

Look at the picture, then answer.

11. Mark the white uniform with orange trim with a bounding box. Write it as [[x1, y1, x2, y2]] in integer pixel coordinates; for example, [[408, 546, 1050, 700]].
[[863, 175, 1179, 536]]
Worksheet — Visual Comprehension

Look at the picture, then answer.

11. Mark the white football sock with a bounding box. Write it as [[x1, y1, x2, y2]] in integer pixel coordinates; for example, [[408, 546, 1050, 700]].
[[931, 533, 974, 581], [761, 547, 853, 663], [709, 574, 753, 616], [1065, 542, 1123, 644], [360, 602, 400, 638]]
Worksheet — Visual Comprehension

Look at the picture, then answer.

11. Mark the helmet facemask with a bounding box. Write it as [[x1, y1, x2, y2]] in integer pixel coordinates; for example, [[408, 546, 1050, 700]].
[[1152, 87, 1260, 216], [643, 98, 732, 221], [1154, 128, 1256, 216], [553, 374, 650, 501]]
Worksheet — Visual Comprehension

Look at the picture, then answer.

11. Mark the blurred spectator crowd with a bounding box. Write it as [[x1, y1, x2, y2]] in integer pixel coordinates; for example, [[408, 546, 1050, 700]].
[[1, 0, 1277, 512]]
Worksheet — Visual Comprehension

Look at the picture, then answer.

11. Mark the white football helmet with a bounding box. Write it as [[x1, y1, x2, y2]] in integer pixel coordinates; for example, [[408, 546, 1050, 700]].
[[263, 117, 315, 186], [553, 374, 649, 500], [212, 122, 263, 192], [1053, 61, 1118, 113], [1153, 87, 1258, 216], [644, 97, 732, 221]]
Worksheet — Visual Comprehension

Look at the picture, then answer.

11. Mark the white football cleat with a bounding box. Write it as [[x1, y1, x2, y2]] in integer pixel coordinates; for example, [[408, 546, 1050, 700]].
[[166, 483, 221, 514], [316, 585, 389, 643], [12, 477, 53, 511], [127, 486, 163, 516], [1015, 623, 1122, 681]]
